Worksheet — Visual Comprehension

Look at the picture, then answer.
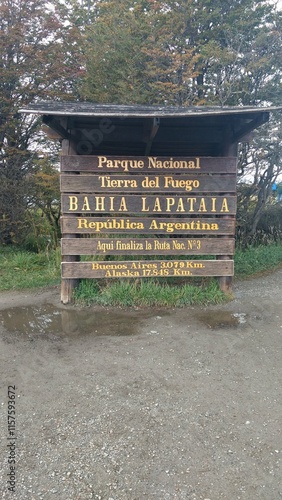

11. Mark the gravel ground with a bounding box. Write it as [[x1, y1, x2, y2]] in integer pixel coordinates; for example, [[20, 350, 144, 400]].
[[0, 271, 282, 499]]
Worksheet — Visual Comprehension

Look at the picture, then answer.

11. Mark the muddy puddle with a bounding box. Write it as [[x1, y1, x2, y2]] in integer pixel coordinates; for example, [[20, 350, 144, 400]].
[[198, 310, 247, 329], [0, 303, 248, 340], [0, 304, 140, 339]]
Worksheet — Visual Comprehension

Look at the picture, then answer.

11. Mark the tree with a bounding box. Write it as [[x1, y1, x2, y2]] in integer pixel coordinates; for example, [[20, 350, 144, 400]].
[[80, 0, 282, 106], [28, 155, 61, 248], [236, 112, 282, 244], [79, 0, 153, 104], [2, 0, 281, 246], [79, 0, 282, 244], [80, 0, 202, 105], [0, 0, 82, 244]]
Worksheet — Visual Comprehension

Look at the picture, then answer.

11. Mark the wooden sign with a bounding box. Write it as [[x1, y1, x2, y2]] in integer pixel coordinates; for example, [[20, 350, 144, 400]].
[[62, 260, 234, 279], [60, 155, 237, 293], [62, 194, 237, 215], [61, 155, 237, 173], [61, 216, 236, 235], [60, 174, 236, 193], [61, 238, 235, 256]]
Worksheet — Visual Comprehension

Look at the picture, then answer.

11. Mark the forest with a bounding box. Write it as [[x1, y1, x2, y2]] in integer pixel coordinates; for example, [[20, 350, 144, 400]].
[[1, 0, 282, 251]]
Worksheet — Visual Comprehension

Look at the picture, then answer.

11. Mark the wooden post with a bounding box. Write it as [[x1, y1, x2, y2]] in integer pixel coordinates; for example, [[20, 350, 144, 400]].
[[218, 130, 238, 295], [61, 133, 80, 304]]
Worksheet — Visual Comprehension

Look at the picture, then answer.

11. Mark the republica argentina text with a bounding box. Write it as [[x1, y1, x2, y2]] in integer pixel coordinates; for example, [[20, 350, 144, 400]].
[[76, 217, 220, 233]]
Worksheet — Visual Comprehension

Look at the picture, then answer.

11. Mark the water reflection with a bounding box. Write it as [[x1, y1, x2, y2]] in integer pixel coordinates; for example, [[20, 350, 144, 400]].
[[198, 310, 247, 329], [0, 304, 138, 338]]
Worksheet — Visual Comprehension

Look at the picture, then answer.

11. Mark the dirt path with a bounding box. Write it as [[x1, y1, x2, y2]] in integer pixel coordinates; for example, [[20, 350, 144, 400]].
[[0, 272, 281, 499]]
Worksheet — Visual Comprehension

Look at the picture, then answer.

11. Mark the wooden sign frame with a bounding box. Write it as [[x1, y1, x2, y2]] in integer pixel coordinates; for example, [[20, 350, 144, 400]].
[[60, 155, 237, 301]]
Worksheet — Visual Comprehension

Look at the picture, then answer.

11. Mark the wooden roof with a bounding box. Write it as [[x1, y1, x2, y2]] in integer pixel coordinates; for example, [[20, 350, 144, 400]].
[[20, 101, 282, 157]]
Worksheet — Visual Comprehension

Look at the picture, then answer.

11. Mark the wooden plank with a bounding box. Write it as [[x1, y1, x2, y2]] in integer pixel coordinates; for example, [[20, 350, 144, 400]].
[[60, 174, 236, 193], [62, 259, 234, 279], [61, 238, 235, 256], [61, 194, 237, 215], [61, 156, 237, 173], [61, 216, 236, 235]]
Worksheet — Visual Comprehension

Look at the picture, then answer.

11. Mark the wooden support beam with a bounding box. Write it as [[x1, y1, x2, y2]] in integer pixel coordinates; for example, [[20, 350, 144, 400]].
[[41, 124, 64, 140], [217, 135, 237, 296], [233, 112, 269, 143], [143, 118, 160, 155], [60, 135, 80, 305], [43, 116, 72, 141]]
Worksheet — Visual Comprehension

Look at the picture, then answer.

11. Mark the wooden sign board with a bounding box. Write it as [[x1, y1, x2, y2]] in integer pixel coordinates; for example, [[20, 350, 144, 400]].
[[62, 195, 237, 215], [60, 155, 237, 294], [61, 216, 236, 235], [60, 174, 236, 193], [61, 155, 237, 174], [62, 260, 234, 279], [61, 238, 235, 256]]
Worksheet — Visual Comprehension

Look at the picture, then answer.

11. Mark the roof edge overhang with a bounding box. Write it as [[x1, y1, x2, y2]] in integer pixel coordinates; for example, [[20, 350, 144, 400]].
[[19, 101, 282, 156], [19, 101, 282, 119]]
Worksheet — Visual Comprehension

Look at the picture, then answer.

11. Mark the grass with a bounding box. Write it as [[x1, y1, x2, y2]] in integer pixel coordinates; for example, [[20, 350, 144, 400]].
[[0, 246, 61, 291], [234, 243, 282, 277], [0, 242, 282, 305], [73, 277, 226, 307]]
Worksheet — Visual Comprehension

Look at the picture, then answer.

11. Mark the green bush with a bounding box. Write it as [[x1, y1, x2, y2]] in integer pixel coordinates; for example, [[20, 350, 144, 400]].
[[237, 201, 282, 247]]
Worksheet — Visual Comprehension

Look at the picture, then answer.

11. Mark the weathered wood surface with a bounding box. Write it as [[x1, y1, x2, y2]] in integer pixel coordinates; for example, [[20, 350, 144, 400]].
[[62, 259, 234, 279], [60, 174, 236, 193], [61, 155, 237, 173], [61, 137, 80, 304], [62, 194, 237, 215], [61, 237, 235, 256], [216, 137, 238, 295], [61, 216, 236, 235]]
